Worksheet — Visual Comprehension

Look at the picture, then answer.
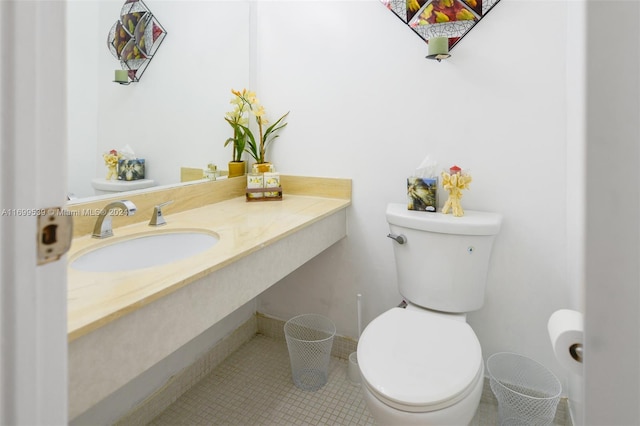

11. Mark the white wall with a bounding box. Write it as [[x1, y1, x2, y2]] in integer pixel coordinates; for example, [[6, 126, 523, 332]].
[[67, 0, 251, 198], [256, 0, 578, 398], [67, 1, 100, 199]]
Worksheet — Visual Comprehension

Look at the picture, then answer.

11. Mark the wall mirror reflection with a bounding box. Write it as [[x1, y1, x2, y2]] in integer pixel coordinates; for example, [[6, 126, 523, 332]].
[[66, 0, 251, 200]]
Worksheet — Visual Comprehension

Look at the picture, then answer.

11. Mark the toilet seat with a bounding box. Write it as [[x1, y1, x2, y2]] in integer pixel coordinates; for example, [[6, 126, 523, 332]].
[[357, 307, 483, 413]]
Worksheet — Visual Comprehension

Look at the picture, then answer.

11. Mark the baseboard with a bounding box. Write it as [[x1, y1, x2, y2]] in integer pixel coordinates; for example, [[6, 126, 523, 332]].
[[114, 315, 257, 425], [256, 312, 358, 360]]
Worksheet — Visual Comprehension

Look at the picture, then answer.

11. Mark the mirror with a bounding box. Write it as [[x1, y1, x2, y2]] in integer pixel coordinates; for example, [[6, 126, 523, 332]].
[[66, 0, 251, 199], [381, 0, 500, 52]]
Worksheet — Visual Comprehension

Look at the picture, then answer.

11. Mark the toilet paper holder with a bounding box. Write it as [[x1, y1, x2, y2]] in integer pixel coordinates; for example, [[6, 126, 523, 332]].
[[548, 309, 584, 373], [569, 343, 583, 363]]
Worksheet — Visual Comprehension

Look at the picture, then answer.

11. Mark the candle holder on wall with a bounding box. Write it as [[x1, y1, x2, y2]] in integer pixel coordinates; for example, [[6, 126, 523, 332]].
[[380, 0, 500, 61], [107, 0, 167, 84]]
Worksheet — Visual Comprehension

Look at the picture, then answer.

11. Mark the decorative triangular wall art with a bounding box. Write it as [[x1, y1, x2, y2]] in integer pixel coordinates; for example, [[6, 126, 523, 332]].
[[381, 0, 500, 58], [107, 0, 167, 84]]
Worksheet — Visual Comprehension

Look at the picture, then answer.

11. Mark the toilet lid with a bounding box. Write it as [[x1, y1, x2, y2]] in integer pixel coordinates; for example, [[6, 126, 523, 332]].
[[357, 308, 482, 412]]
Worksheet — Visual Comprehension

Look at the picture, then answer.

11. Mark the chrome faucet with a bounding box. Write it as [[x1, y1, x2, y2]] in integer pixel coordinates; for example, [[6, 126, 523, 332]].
[[148, 200, 173, 226], [92, 200, 137, 238]]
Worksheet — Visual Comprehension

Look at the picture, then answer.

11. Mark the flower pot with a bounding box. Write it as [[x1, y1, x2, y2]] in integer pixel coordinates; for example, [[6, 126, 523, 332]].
[[252, 162, 272, 173], [228, 161, 246, 178]]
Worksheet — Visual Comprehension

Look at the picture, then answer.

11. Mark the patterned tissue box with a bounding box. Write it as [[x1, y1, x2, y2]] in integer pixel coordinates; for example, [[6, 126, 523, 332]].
[[118, 159, 145, 181], [407, 177, 437, 212]]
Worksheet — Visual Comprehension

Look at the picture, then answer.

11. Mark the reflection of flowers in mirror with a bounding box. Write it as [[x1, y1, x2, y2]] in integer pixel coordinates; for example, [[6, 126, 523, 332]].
[[103, 149, 121, 180], [224, 89, 251, 162]]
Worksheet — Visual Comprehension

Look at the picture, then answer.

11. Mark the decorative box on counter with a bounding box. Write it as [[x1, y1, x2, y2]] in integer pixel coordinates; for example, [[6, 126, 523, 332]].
[[407, 177, 437, 212], [246, 172, 282, 201], [118, 159, 145, 181]]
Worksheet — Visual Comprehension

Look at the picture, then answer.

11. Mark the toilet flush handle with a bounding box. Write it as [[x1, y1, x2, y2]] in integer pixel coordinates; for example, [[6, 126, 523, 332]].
[[387, 233, 407, 244]]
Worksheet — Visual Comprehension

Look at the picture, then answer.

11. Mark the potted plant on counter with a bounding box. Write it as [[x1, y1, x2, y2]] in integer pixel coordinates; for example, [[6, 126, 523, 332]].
[[229, 88, 289, 173]]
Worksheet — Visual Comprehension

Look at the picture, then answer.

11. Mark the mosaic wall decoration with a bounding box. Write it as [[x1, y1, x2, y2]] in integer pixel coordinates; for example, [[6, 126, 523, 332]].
[[107, 0, 167, 83], [381, 0, 500, 53]]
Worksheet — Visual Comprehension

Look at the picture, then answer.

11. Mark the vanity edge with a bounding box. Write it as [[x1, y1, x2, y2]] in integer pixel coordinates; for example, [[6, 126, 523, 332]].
[[67, 175, 352, 238]]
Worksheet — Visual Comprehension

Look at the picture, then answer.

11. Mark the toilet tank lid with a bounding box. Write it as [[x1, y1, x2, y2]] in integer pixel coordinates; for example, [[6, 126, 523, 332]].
[[386, 203, 502, 236], [91, 178, 155, 191]]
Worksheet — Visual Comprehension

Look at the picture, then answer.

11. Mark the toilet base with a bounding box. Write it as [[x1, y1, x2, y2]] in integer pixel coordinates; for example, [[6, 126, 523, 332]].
[[360, 362, 484, 426]]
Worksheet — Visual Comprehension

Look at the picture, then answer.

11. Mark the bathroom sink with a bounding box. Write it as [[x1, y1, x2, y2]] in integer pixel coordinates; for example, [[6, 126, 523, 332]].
[[70, 231, 219, 272]]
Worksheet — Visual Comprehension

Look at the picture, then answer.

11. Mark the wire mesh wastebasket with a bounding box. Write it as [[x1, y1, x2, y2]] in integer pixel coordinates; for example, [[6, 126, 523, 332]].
[[284, 314, 336, 391], [487, 352, 562, 426]]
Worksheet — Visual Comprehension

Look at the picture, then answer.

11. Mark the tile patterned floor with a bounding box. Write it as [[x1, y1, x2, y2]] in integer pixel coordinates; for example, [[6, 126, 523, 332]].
[[149, 335, 370, 425], [149, 334, 565, 425]]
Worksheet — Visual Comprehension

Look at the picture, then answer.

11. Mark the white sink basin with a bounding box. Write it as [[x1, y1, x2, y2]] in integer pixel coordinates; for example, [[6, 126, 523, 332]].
[[70, 231, 219, 272]]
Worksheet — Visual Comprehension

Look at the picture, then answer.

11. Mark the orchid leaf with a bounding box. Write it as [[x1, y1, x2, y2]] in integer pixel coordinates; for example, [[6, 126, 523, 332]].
[[238, 123, 259, 162]]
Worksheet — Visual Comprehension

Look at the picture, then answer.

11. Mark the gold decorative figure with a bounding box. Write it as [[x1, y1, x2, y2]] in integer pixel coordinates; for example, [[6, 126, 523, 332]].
[[441, 166, 472, 217], [103, 149, 121, 180]]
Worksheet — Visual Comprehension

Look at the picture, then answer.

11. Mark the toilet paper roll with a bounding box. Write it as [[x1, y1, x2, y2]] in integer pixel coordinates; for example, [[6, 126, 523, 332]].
[[548, 309, 584, 376]]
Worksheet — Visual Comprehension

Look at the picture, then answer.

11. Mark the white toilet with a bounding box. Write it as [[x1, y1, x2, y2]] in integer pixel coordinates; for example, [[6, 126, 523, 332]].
[[357, 203, 502, 426], [91, 178, 155, 196]]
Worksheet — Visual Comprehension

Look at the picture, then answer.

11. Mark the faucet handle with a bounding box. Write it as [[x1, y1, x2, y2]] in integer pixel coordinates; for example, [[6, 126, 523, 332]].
[[149, 200, 173, 226]]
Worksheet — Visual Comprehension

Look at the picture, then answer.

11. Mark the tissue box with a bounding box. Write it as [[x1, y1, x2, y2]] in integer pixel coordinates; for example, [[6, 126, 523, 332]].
[[118, 159, 145, 181], [407, 177, 437, 212]]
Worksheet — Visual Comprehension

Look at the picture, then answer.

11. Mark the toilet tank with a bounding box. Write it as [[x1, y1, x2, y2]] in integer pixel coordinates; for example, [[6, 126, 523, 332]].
[[386, 203, 502, 313]]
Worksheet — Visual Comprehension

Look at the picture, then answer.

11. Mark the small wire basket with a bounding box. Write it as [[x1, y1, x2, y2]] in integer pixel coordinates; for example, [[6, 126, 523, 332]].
[[284, 314, 336, 391], [487, 352, 562, 426]]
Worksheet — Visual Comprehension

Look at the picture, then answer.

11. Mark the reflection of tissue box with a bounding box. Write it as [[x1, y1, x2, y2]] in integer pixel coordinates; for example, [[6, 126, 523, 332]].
[[118, 159, 145, 181], [407, 177, 437, 212]]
